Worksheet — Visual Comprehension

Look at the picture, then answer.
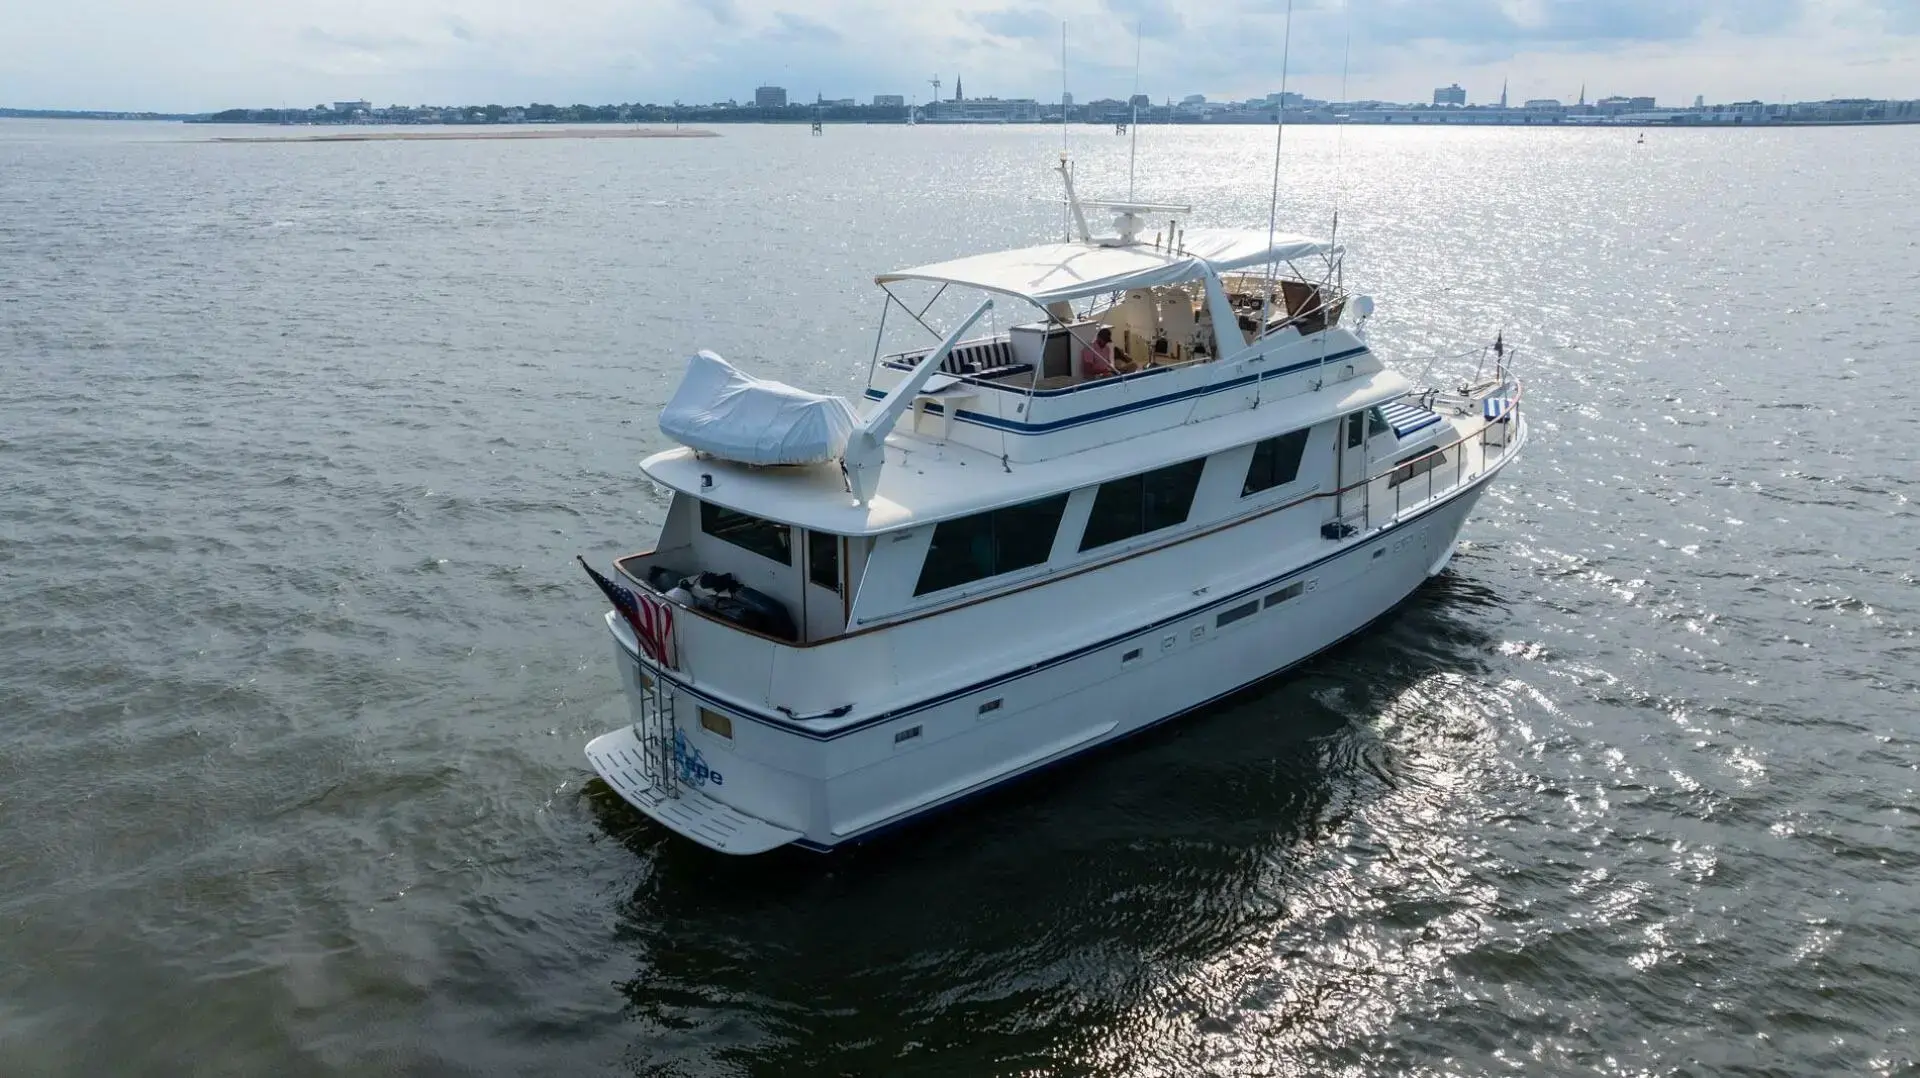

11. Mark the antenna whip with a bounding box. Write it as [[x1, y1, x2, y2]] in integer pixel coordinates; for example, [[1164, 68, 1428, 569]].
[[1127, 22, 1142, 199], [1258, 0, 1296, 335]]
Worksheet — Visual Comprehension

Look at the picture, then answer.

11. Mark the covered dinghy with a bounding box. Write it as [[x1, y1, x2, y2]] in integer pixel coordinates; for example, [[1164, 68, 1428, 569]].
[[659, 351, 861, 466]]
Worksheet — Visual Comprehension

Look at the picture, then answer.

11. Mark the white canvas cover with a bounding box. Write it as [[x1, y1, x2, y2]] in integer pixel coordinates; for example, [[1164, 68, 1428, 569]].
[[659, 351, 860, 466], [875, 229, 1333, 305]]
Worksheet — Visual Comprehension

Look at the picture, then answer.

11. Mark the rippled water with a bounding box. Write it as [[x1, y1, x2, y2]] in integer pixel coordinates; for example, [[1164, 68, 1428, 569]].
[[3, 117, 1918, 1075]]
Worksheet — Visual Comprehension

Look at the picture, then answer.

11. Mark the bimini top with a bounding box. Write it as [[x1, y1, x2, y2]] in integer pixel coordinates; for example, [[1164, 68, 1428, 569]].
[[875, 228, 1333, 306]]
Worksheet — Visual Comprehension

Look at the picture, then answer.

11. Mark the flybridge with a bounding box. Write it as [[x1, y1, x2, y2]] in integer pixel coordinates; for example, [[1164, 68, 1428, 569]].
[[655, 151, 1369, 511]]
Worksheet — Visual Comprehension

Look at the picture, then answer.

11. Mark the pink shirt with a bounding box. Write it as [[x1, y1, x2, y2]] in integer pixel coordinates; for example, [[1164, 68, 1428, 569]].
[[1082, 341, 1119, 378]]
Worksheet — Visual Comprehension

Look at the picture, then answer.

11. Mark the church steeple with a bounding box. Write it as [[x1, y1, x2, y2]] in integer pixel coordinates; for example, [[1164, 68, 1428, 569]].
[[953, 75, 963, 102], [1499, 77, 1508, 109]]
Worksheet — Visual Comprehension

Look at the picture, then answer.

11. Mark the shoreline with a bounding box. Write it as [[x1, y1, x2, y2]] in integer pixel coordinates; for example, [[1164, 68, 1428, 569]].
[[207, 127, 719, 143]]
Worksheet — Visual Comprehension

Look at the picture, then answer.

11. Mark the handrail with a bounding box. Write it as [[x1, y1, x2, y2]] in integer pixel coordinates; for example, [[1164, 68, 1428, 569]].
[[1322, 381, 1522, 537], [1330, 382, 1522, 500], [844, 298, 995, 506]]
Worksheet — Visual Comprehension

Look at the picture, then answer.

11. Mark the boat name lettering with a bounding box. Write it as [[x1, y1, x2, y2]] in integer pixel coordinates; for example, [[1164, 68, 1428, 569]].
[[672, 729, 724, 787]]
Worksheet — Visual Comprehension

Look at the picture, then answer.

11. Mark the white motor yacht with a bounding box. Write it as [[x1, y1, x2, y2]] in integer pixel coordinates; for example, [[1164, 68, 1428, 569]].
[[579, 159, 1527, 854]]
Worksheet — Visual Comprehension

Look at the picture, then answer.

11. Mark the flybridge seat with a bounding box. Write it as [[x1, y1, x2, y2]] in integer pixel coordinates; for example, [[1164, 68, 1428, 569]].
[[1380, 399, 1444, 439], [660, 351, 860, 466], [883, 337, 1033, 381]]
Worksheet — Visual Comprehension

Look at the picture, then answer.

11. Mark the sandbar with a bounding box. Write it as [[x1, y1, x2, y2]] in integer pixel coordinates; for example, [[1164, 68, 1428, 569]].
[[209, 127, 719, 143]]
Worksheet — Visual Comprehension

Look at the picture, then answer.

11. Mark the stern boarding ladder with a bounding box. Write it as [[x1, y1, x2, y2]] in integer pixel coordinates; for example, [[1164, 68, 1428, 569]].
[[584, 639, 804, 854], [633, 670, 679, 797], [586, 656, 679, 800]]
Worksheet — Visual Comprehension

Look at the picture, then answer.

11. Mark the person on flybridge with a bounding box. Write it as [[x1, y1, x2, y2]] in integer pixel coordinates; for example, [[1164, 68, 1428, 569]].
[[1081, 326, 1134, 378]]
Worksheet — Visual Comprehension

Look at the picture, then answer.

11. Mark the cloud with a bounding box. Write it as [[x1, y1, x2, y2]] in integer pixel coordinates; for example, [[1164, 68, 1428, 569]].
[[689, 0, 741, 25], [0, 0, 1913, 112], [973, 6, 1058, 41], [768, 12, 841, 44], [1357, 0, 1783, 48], [1102, 0, 1185, 39], [296, 26, 424, 55]]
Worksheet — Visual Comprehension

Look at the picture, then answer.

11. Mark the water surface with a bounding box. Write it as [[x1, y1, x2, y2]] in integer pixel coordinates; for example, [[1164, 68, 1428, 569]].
[[2, 118, 1917, 1075]]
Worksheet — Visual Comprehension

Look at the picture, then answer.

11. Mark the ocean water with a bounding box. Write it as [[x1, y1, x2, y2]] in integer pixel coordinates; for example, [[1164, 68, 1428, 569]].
[[2, 117, 1917, 1076]]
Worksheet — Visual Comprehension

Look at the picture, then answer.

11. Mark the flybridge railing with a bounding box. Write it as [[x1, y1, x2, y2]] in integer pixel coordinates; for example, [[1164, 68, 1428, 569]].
[[1329, 383, 1522, 539]]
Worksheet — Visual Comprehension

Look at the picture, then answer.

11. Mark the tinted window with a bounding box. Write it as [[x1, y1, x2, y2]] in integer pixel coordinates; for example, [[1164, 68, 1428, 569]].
[[1346, 412, 1366, 448], [1217, 601, 1258, 627], [915, 494, 1070, 596], [1389, 450, 1447, 488], [807, 531, 840, 593], [1080, 458, 1207, 551], [993, 496, 1067, 572], [700, 502, 792, 565], [1242, 429, 1311, 496], [1265, 581, 1304, 607]]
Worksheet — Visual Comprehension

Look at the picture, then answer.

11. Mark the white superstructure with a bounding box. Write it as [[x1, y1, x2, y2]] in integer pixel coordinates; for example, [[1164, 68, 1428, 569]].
[[580, 163, 1527, 855]]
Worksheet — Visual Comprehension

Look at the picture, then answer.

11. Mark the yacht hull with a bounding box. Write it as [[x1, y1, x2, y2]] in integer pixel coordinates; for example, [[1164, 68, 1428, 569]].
[[586, 448, 1511, 855]]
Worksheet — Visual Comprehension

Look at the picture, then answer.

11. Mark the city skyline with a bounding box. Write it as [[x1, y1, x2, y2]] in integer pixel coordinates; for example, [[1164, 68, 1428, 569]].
[[3, 0, 1918, 114]]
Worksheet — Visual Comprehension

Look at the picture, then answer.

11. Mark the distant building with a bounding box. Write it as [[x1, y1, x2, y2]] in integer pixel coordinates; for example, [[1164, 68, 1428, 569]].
[[1524, 98, 1562, 110], [1267, 91, 1305, 108], [872, 94, 904, 108], [1061, 91, 1073, 108], [1594, 95, 1655, 114], [1433, 84, 1466, 107], [755, 86, 787, 108], [332, 100, 370, 113], [1129, 93, 1151, 109], [1182, 94, 1206, 105], [1694, 94, 1706, 109], [931, 96, 1042, 122]]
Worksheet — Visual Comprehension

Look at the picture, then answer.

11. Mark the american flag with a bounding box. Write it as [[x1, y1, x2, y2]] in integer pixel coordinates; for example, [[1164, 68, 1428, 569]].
[[577, 556, 675, 668]]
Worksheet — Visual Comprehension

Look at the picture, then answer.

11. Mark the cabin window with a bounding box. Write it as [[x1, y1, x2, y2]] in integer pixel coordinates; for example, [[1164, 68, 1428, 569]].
[[1080, 459, 1207, 551], [1389, 450, 1448, 487], [807, 531, 840, 593], [698, 707, 734, 740], [1265, 581, 1305, 607], [1216, 600, 1258, 628], [1346, 412, 1367, 449], [1241, 429, 1311, 496], [914, 493, 1071, 596], [700, 502, 792, 565]]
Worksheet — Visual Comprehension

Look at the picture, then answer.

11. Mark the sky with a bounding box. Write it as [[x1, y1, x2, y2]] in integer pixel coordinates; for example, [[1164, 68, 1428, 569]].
[[2, 0, 1916, 112]]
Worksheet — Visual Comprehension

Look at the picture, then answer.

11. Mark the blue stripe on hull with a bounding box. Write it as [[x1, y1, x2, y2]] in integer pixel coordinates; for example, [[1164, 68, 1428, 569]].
[[610, 455, 1512, 742], [788, 585, 1439, 853], [862, 346, 1372, 434]]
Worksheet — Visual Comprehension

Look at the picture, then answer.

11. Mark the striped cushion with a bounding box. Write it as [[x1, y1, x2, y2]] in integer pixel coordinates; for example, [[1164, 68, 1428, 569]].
[[1379, 399, 1444, 438], [1483, 396, 1514, 421], [942, 339, 1014, 375]]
